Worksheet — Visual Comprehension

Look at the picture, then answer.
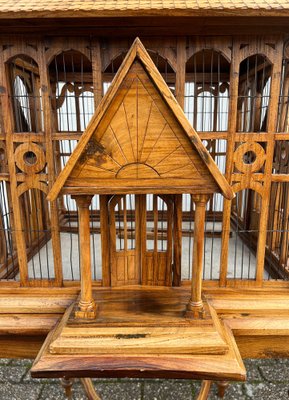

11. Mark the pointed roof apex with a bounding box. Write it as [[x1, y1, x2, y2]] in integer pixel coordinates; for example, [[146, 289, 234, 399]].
[[47, 38, 234, 202]]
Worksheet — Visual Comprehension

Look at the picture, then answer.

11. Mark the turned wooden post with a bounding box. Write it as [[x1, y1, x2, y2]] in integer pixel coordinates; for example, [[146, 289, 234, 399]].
[[73, 195, 97, 319], [186, 194, 209, 319], [60, 377, 74, 399], [217, 381, 229, 398]]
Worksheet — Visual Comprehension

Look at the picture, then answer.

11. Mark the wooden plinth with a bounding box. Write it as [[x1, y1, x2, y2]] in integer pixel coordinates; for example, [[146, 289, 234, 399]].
[[31, 287, 246, 381]]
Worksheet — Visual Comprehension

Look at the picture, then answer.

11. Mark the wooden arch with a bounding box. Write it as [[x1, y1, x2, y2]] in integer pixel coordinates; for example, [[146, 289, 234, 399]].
[[48, 38, 234, 201]]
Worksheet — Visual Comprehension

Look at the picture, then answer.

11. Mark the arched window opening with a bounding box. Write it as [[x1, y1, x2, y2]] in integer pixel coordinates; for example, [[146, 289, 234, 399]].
[[103, 51, 127, 93], [49, 50, 94, 182], [103, 50, 175, 95], [8, 56, 43, 133], [230, 187, 285, 281], [148, 50, 175, 95], [58, 194, 102, 281], [181, 194, 223, 281], [237, 55, 272, 133], [49, 51, 95, 265], [185, 49, 230, 132], [0, 181, 17, 280], [184, 50, 230, 268], [146, 196, 168, 253], [228, 189, 260, 280], [49, 50, 94, 133], [19, 189, 53, 280], [267, 182, 289, 280], [277, 41, 289, 133]]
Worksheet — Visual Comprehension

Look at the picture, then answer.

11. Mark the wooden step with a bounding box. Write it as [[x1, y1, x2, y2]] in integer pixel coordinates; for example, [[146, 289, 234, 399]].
[[31, 288, 246, 381]]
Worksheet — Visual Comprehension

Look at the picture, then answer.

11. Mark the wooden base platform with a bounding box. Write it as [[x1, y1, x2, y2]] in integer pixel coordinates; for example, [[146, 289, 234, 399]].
[[31, 287, 246, 381]]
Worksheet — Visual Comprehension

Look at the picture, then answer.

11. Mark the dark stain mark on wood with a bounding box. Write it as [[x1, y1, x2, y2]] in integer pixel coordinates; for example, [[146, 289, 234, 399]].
[[79, 137, 105, 164], [115, 333, 148, 339]]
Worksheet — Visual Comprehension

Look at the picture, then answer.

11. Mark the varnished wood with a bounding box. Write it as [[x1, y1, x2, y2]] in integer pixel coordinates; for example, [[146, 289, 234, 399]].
[[1, 14, 289, 389], [47, 38, 234, 201], [31, 288, 246, 381], [60, 377, 73, 399], [217, 381, 229, 398], [73, 196, 97, 319], [196, 380, 212, 400], [1, 286, 289, 360], [80, 378, 101, 400], [186, 195, 209, 318], [99, 195, 111, 287], [0, 42, 29, 285], [39, 42, 63, 287], [173, 194, 182, 286]]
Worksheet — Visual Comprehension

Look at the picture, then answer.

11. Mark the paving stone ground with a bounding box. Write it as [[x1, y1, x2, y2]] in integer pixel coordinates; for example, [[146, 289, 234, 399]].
[[0, 358, 288, 399]]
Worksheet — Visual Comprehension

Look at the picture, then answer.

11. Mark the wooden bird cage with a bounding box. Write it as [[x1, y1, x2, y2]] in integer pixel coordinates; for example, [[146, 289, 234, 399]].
[[1, 3, 289, 398]]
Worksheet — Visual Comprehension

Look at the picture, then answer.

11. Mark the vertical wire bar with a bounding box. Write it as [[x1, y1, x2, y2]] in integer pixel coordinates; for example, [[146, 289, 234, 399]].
[[65, 195, 74, 280], [129, 194, 133, 250], [33, 189, 43, 279]]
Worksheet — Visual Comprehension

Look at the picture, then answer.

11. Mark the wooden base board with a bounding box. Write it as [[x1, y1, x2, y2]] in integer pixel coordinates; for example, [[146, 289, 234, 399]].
[[31, 288, 246, 381]]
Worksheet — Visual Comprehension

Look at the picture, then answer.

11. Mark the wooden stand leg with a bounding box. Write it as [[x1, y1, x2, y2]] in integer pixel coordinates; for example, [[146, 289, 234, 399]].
[[80, 378, 102, 400], [217, 381, 229, 398], [73, 195, 97, 319], [60, 377, 74, 399], [196, 380, 212, 400], [186, 194, 209, 319]]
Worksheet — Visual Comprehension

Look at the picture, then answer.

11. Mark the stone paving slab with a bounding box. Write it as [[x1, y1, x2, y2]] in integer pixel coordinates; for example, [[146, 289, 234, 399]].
[[0, 358, 288, 399]]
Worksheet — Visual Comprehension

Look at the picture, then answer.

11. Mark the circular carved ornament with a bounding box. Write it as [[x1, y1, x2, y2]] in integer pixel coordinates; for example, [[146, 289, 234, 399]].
[[14, 143, 46, 174], [234, 142, 266, 173]]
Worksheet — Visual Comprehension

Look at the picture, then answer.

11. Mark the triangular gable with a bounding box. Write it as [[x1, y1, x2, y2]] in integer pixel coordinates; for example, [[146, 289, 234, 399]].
[[47, 38, 234, 201]]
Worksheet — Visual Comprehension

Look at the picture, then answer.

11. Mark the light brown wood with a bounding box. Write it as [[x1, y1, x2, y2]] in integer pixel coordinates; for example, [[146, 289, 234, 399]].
[[31, 287, 246, 382], [216, 381, 229, 398], [99, 195, 111, 287], [175, 37, 186, 110], [60, 377, 73, 399], [39, 42, 63, 287], [196, 380, 212, 400], [173, 194, 182, 286], [186, 195, 209, 318], [1, 22, 289, 387], [80, 378, 102, 400], [0, 45, 29, 285], [47, 38, 234, 201], [1, 287, 289, 360], [73, 196, 97, 319]]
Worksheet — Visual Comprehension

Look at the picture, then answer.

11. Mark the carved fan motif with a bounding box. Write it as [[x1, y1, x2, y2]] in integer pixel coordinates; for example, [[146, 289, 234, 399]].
[[71, 61, 214, 188]]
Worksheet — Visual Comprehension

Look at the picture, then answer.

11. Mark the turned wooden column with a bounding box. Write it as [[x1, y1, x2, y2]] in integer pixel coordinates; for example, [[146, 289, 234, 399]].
[[73, 195, 97, 319], [186, 194, 209, 319]]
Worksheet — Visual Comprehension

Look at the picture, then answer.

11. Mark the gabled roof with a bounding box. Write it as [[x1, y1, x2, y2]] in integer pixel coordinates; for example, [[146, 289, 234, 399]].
[[0, 0, 288, 18], [47, 38, 234, 201]]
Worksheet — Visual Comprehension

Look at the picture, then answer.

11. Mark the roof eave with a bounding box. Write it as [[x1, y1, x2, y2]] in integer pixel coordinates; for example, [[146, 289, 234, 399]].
[[0, 9, 288, 19]]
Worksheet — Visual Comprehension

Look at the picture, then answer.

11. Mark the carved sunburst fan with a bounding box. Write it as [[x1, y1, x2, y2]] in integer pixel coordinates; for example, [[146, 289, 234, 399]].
[[71, 61, 209, 183]]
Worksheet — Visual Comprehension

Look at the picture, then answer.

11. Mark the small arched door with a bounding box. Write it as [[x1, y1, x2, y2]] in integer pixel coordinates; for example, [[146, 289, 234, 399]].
[[142, 195, 173, 286], [108, 194, 177, 286]]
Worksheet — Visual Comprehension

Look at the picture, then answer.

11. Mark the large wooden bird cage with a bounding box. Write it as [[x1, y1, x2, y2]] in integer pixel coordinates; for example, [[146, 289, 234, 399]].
[[1, 1, 289, 397]]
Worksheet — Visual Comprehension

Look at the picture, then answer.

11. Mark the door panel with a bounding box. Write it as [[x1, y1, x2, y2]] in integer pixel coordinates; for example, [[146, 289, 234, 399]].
[[109, 195, 141, 286], [142, 195, 173, 286], [109, 194, 176, 286]]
